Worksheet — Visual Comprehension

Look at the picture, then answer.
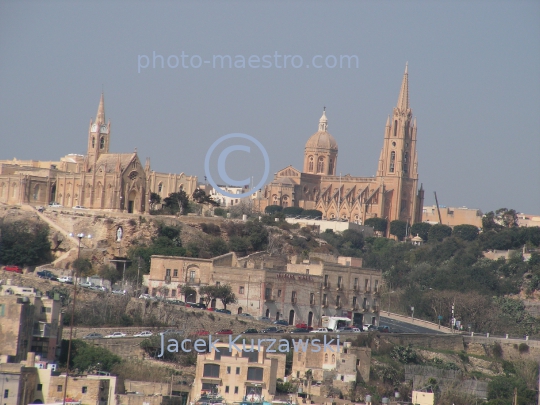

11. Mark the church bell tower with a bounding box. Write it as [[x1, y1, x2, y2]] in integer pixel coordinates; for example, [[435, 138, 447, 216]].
[[87, 93, 111, 168]]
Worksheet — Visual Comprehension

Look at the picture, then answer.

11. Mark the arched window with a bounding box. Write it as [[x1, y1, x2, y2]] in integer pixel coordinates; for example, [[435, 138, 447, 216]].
[[393, 120, 398, 137], [33, 185, 40, 201], [328, 158, 333, 174], [1, 183, 5, 198], [272, 194, 279, 204], [389, 151, 395, 173], [317, 156, 324, 173], [282, 195, 289, 207], [331, 354, 336, 363], [308, 156, 314, 172], [403, 151, 408, 173], [179, 184, 184, 191], [12, 183, 17, 197], [92, 137, 95, 148], [100, 136, 105, 149], [324, 353, 328, 362], [158, 183, 163, 193]]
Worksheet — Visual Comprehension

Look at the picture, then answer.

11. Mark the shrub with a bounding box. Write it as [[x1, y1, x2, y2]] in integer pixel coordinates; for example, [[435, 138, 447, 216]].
[[214, 207, 227, 217], [265, 205, 283, 214], [518, 343, 529, 353], [492, 342, 503, 358], [128, 219, 137, 227]]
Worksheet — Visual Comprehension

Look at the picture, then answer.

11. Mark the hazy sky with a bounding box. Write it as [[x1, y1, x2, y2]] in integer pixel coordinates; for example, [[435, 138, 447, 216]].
[[1, 1, 539, 214]]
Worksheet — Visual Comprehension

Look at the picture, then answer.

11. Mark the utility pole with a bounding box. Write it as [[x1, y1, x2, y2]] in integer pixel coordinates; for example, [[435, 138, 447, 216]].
[[434, 191, 442, 224]]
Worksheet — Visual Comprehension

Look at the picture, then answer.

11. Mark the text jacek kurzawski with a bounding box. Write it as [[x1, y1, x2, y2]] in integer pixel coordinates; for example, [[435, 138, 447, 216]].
[[157, 333, 341, 357]]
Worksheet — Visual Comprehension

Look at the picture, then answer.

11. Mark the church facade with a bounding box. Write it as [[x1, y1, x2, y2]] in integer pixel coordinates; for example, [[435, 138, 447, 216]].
[[0, 94, 197, 213], [260, 66, 424, 227]]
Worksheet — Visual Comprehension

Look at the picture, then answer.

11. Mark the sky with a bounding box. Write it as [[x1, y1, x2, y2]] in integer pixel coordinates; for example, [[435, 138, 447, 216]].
[[0, 1, 539, 214]]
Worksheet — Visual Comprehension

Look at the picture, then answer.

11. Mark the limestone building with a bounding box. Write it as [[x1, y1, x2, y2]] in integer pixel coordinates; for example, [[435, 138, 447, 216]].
[[0, 94, 197, 213], [260, 66, 424, 228], [144, 252, 382, 328]]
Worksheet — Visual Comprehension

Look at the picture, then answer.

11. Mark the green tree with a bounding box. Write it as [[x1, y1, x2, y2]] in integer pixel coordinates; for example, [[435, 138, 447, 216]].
[[73, 258, 93, 276], [428, 224, 452, 242], [149, 192, 161, 210], [410, 222, 432, 241], [282, 207, 304, 216], [215, 284, 237, 309], [364, 217, 388, 233], [390, 220, 407, 241], [208, 237, 228, 257], [199, 285, 219, 307], [163, 191, 190, 215], [483, 211, 503, 231], [496, 208, 519, 228], [303, 209, 323, 218], [0, 221, 51, 266], [341, 229, 364, 250], [452, 224, 479, 241], [98, 264, 120, 285], [264, 205, 283, 214], [228, 236, 250, 255], [70, 341, 122, 372], [180, 285, 197, 302]]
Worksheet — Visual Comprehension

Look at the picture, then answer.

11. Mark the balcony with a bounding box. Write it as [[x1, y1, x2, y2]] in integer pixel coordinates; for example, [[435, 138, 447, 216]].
[[310, 300, 316, 306], [336, 284, 343, 291], [322, 302, 328, 308], [335, 303, 342, 309], [33, 323, 51, 338], [364, 288, 371, 294], [371, 305, 380, 312], [353, 285, 360, 292], [351, 304, 359, 311], [291, 297, 298, 304], [165, 275, 171, 284], [264, 294, 276, 302], [186, 278, 203, 286], [323, 282, 330, 290]]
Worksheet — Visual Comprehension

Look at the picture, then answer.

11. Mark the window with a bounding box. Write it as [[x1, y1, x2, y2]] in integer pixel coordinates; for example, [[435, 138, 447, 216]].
[[37, 384, 42, 392], [332, 354, 336, 362], [158, 183, 163, 193], [365, 279, 369, 291], [317, 156, 324, 173], [323, 294, 327, 306], [336, 296, 341, 307], [265, 288, 272, 299], [57, 385, 63, 392], [324, 274, 329, 287], [234, 387, 239, 394], [374, 280, 379, 292], [305, 269, 309, 274], [308, 156, 314, 172], [225, 386, 229, 394], [203, 364, 220, 378], [324, 353, 328, 362], [239, 286, 245, 294], [92, 137, 95, 147], [236, 367, 240, 375], [82, 387, 88, 394], [328, 158, 333, 174], [277, 289, 282, 297], [227, 366, 231, 374], [216, 281, 220, 286], [393, 120, 397, 136], [173, 269, 178, 277], [4, 390, 8, 398], [166, 269, 171, 277], [42, 307, 51, 313], [171, 290, 176, 297], [247, 367, 264, 381], [291, 291, 297, 303], [242, 350, 259, 363], [389, 151, 395, 173], [352, 296, 357, 306], [298, 352, 302, 361], [189, 270, 195, 283], [310, 293, 315, 305], [337, 276, 343, 289], [354, 278, 358, 289], [100, 136, 105, 149]]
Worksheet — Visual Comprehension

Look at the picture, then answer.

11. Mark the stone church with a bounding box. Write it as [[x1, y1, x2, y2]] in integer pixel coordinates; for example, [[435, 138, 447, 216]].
[[261, 66, 425, 226], [0, 94, 197, 213]]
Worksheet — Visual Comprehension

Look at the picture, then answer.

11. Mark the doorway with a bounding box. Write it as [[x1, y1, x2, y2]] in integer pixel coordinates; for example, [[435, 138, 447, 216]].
[[288, 309, 295, 325]]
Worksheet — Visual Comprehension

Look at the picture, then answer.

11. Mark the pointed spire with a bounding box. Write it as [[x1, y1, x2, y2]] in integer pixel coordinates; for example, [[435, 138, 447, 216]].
[[96, 93, 105, 124], [386, 115, 391, 127], [318, 108, 328, 132], [396, 63, 409, 111]]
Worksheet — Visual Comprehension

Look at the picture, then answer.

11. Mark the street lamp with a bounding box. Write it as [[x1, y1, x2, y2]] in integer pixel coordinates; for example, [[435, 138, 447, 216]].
[[63, 232, 91, 405]]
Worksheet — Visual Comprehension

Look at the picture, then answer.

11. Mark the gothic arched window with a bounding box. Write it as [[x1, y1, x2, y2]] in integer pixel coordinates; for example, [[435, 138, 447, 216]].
[[308, 156, 314, 172], [317, 157, 324, 173], [92, 137, 95, 148], [100, 136, 105, 149], [158, 183, 163, 193], [328, 158, 333, 174], [324, 353, 328, 362], [393, 121, 398, 137], [389, 151, 395, 173]]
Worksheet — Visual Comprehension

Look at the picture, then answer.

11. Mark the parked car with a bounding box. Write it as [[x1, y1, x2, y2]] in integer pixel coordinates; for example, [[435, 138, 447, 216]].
[[215, 329, 233, 335], [273, 320, 289, 326], [215, 309, 231, 314], [365, 325, 378, 332], [257, 316, 273, 323], [290, 328, 310, 334], [48, 202, 62, 208], [243, 328, 258, 334], [262, 327, 284, 334], [104, 332, 126, 338], [133, 331, 153, 337], [377, 325, 391, 333], [112, 290, 126, 295], [194, 330, 210, 336], [96, 286, 108, 292], [72, 205, 88, 210], [78, 281, 94, 288], [36, 206, 45, 213], [310, 328, 329, 333], [337, 327, 355, 333], [36, 269, 58, 281], [58, 276, 73, 284], [238, 313, 253, 318], [168, 299, 185, 306], [83, 333, 104, 339], [186, 302, 206, 309], [4, 265, 22, 274], [139, 294, 153, 300]]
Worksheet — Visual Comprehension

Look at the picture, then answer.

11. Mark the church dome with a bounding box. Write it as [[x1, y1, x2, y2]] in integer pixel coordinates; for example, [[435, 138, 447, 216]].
[[305, 110, 338, 150], [305, 130, 338, 150]]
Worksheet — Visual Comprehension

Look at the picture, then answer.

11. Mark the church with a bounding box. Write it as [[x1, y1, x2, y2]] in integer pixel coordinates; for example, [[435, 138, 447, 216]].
[[260, 66, 424, 226], [0, 94, 197, 213]]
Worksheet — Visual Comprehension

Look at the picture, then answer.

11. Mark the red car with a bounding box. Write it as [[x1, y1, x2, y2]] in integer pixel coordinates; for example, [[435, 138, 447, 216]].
[[295, 323, 313, 331], [194, 330, 210, 336], [4, 265, 22, 273], [215, 329, 233, 335]]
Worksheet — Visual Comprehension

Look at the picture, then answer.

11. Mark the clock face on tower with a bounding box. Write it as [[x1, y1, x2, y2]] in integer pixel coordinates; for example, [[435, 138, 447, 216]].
[[91, 124, 97, 132], [100, 125, 107, 133]]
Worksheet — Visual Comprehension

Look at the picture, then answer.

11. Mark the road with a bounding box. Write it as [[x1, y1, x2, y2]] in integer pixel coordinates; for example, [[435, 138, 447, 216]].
[[379, 316, 446, 334]]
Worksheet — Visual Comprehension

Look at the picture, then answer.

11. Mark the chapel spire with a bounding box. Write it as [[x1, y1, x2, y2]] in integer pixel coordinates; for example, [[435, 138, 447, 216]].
[[96, 93, 105, 124], [396, 63, 409, 112]]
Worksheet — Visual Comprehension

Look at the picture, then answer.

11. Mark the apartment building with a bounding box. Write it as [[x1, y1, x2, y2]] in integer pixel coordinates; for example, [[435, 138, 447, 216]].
[[0, 284, 63, 362], [144, 252, 382, 328], [191, 343, 282, 404]]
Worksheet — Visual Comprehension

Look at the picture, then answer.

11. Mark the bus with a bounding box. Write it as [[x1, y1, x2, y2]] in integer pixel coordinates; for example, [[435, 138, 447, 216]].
[[321, 316, 351, 331]]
